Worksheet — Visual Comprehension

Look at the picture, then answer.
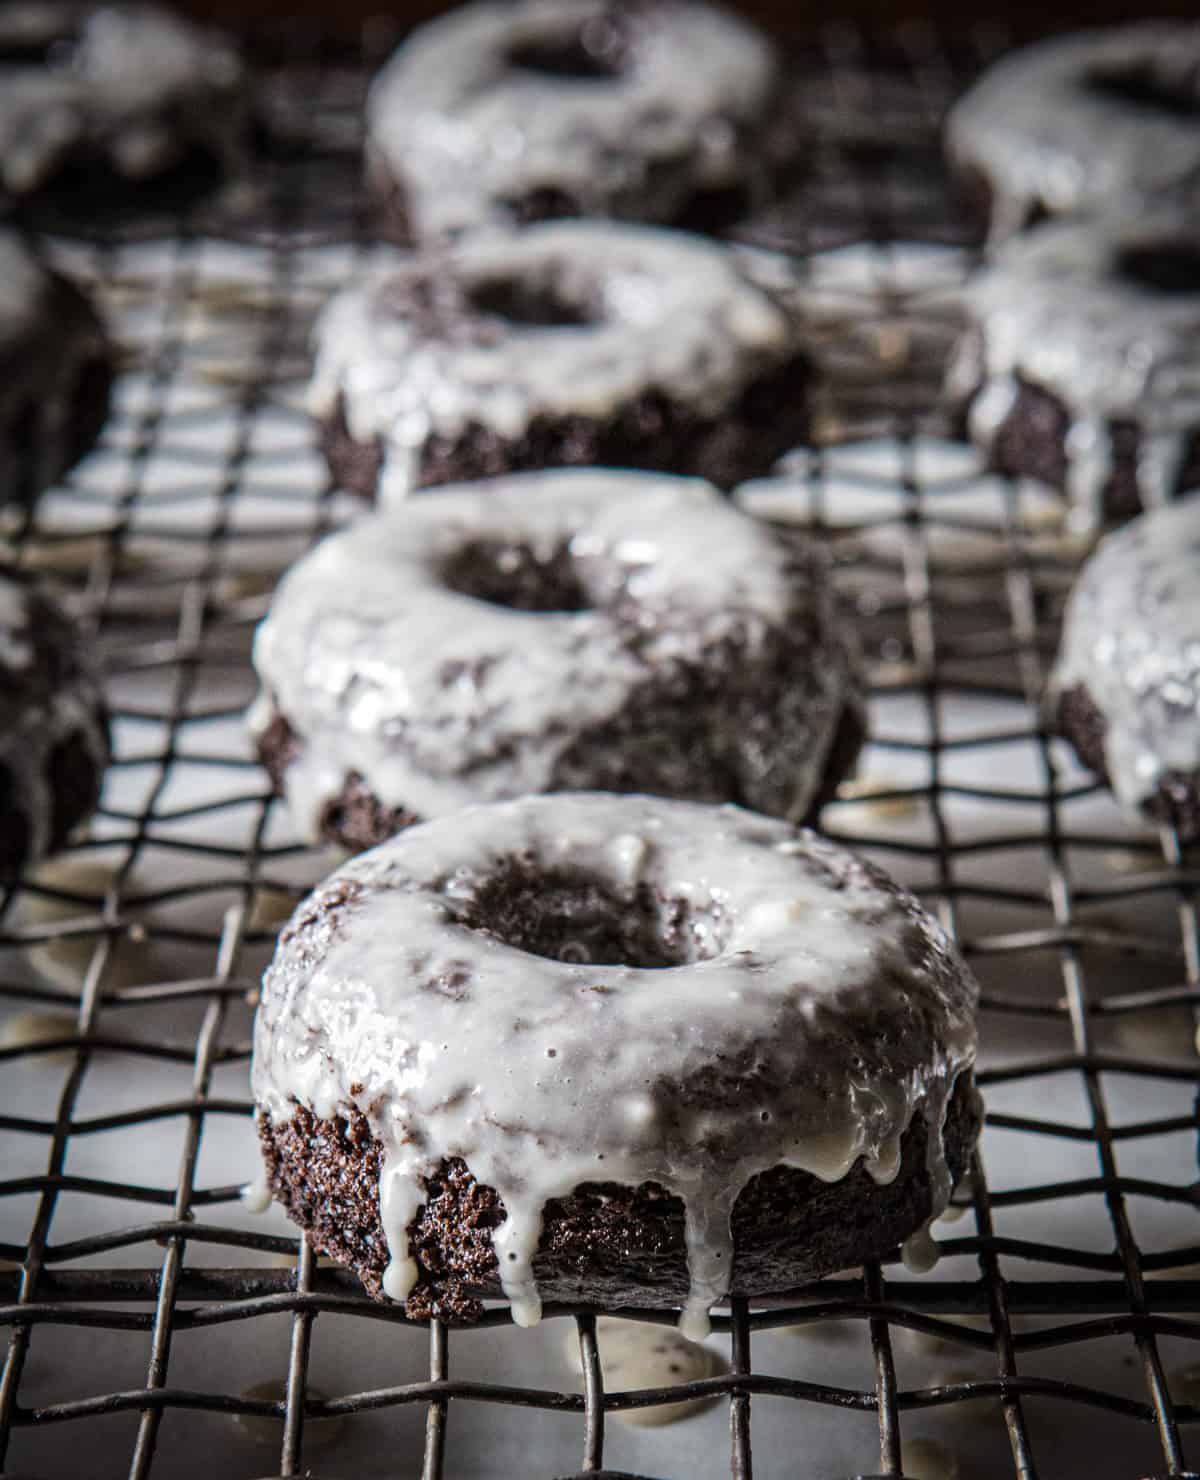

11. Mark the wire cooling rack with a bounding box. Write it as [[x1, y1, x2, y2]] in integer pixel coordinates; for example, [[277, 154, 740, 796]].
[[1, 18, 1198, 1480]]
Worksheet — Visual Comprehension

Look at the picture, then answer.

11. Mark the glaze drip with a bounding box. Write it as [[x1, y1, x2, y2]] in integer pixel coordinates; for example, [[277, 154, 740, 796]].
[[251, 793, 979, 1339]]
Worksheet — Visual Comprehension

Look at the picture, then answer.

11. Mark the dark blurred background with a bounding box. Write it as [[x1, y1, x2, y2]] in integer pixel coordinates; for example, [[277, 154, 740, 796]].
[[174, 0, 1199, 36]]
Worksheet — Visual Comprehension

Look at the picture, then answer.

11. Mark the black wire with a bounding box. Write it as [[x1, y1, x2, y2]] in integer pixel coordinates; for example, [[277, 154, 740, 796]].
[[0, 20, 1196, 1480]]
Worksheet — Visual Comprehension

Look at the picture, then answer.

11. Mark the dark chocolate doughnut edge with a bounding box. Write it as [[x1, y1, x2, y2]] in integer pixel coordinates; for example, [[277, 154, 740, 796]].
[[318, 341, 812, 501], [258, 1070, 980, 1321]]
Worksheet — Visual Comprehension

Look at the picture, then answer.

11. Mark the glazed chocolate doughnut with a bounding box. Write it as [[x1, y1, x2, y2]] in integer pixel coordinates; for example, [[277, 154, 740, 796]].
[[0, 2, 247, 211], [0, 228, 112, 512], [365, 0, 785, 243], [0, 566, 109, 874], [250, 469, 864, 849], [947, 213, 1200, 527], [253, 793, 981, 1331], [946, 23, 1200, 242], [309, 221, 811, 502], [1051, 496, 1200, 842]]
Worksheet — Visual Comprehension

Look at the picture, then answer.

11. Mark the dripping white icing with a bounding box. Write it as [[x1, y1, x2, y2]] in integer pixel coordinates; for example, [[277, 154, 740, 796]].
[[308, 221, 800, 502], [0, 570, 108, 863], [946, 23, 1200, 242], [249, 468, 859, 837], [0, 2, 246, 195], [901, 1225, 941, 1275], [365, 0, 778, 241], [947, 213, 1200, 526], [1049, 496, 1200, 817], [251, 793, 979, 1340], [240, 1171, 273, 1215]]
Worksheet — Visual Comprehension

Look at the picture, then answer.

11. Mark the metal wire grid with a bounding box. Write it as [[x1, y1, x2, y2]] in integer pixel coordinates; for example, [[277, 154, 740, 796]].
[[0, 18, 1196, 1480]]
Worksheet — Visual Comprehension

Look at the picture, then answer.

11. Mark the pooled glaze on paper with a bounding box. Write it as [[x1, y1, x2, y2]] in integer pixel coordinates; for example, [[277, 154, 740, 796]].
[[948, 213, 1200, 526], [249, 468, 859, 835], [946, 23, 1200, 242], [1050, 497, 1200, 817], [307, 221, 800, 502], [0, 2, 245, 195], [0, 568, 108, 863], [252, 793, 979, 1339], [366, 0, 777, 240]]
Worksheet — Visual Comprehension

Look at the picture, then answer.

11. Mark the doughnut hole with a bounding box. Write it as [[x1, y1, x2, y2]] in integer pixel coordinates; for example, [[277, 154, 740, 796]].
[[466, 276, 593, 328], [0, 22, 75, 65], [439, 537, 592, 612], [1084, 65, 1200, 120], [1115, 242, 1200, 295], [447, 858, 729, 968], [506, 15, 628, 80]]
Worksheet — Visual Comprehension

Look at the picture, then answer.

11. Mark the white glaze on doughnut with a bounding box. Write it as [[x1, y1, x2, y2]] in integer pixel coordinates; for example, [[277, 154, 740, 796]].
[[0, 569, 108, 862], [251, 793, 979, 1339], [366, 0, 777, 241], [947, 213, 1200, 527], [309, 222, 801, 503], [250, 468, 859, 835], [946, 23, 1200, 242], [1050, 496, 1200, 817], [0, 227, 108, 502], [0, 2, 245, 195]]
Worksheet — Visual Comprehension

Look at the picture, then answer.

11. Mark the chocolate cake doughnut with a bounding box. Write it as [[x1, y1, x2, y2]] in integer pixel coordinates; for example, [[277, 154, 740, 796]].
[[310, 221, 811, 502], [0, 2, 247, 211], [1050, 496, 1200, 842], [947, 212, 1200, 528], [0, 228, 112, 512], [0, 566, 109, 874], [946, 23, 1200, 242], [365, 0, 785, 244], [253, 793, 981, 1332], [250, 469, 864, 849]]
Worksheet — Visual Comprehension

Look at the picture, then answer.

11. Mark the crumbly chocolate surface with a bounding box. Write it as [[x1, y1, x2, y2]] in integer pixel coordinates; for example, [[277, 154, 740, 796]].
[[258, 1073, 979, 1321], [319, 345, 811, 501], [1056, 683, 1200, 843]]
